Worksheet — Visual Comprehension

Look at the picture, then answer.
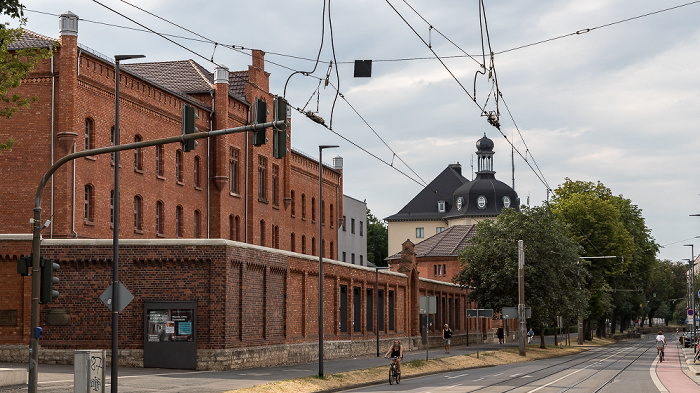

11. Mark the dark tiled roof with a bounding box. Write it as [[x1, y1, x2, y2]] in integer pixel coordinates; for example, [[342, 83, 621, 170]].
[[386, 225, 477, 260], [7, 29, 56, 50], [123, 60, 248, 102], [229, 71, 247, 98], [123, 60, 214, 94], [384, 164, 468, 221]]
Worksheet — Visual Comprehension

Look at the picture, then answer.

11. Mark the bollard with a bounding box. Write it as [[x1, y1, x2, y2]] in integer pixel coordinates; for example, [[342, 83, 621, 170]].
[[74, 350, 105, 393]]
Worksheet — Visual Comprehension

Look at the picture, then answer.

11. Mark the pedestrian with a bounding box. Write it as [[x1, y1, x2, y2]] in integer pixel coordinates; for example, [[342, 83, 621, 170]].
[[443, 324, 452, 353], [497, 327, 504, 344], [527, 328, 534, 344]]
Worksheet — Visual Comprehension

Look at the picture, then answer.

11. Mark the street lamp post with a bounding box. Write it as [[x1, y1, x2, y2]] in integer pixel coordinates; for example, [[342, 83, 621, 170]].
[[112, 54, 144, 393], [375, 266, 389, 356], [318, 144, 338, 377], [685, 244, 695, 340]]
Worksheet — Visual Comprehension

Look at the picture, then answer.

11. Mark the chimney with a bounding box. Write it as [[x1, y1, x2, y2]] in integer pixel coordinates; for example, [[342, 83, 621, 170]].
[[59, 11, 78, 36]]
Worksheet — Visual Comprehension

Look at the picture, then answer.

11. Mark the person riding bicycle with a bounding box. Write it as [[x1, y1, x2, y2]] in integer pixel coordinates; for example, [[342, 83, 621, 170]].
[[384, 339, 404, 375], [655, 330, 666, 362]]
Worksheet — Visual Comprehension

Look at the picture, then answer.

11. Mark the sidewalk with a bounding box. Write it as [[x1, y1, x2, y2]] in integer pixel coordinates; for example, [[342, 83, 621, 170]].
[[654, 342, 700, 392], [0, 334, 580, 392]]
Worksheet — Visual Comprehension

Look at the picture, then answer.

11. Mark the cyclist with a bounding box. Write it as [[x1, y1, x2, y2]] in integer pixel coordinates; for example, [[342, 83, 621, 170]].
[[384, 339, 404, 375], [655, 330, 666, 362]]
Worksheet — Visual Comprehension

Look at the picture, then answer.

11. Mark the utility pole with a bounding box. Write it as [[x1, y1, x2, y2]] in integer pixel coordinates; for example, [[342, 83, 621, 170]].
[[518, 240, 526, 356]]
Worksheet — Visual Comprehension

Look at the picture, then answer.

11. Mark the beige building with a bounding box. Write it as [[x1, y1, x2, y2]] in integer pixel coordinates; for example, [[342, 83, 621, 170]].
[[385, 134, 519, 255]]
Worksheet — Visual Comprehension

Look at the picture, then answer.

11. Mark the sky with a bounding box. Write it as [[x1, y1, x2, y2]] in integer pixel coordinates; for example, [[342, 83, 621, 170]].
[[8, 0, 700, 263]]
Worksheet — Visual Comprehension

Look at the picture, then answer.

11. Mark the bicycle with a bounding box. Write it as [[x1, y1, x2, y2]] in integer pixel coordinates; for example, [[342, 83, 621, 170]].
[[694, 347, 700, 363], [657, 345, 664, 363], [388, 356, 401, 385]]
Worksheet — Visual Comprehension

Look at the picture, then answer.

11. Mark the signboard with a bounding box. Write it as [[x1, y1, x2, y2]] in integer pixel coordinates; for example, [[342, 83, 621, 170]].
[[688, 308, 695, 317], [467, 309, 494, 318], [419, 296, 436, 315], [100, 282, 134, 312], [501, 306, 531, 319]]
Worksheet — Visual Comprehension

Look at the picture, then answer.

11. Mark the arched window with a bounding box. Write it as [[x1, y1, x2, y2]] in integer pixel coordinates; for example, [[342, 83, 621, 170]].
[[330, 241, 334, 259], [175, 205, 183, 237], [301, 194, 307, 219], [156, 201, 165, 235], [330, 204, 334, 227], [156, 145, 165, 177], [134, 195, 143, 231], [85, 118, 94, 150], [176, 149, 184, 183], [291, 233, 296, 252], [301, 235, 306, 254], [312, 237, 316, 256], [290, 190, 296, 217], [194, 156, 201, 188], [134, 135, 143, 171], [84, 184, 94, 222], [311, 197, 316, 222]]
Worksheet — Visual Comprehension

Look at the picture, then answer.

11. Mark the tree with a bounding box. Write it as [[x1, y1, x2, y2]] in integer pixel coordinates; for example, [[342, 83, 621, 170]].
[[366, 208, 388, 267], [550, 179, 658, 337], [0, 0, 54, 153], [454, 206, 588, 348]]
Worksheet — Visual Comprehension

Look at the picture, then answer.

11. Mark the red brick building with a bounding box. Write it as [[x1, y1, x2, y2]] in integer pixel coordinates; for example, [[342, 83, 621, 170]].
[[0, 12, 476, 369], [0, 12, 341, 255]]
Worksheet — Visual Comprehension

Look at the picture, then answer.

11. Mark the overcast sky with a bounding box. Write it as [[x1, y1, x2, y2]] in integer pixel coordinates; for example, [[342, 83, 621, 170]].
[[9, 0, 700, 263]]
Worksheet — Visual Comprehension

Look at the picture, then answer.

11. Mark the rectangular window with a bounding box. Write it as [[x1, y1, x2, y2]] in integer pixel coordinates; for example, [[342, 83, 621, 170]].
[[360, 255, 363, 265], [359, 221, 363, 236], [339, 285, 348, 333], [378, 289, 385, 332], [436, 227, 445, 234], [272, 164, 279, 206], [342, 216, 346, 231], [342, 252, 346, 262], [366, 289, 373, 332], [351, 253, 355, 264], [351, 218, 355, 234], [388, 290, 395, 331], [258, 155, 267, 201], [353, 287, 362, 333], [416, 227, 425, 238]]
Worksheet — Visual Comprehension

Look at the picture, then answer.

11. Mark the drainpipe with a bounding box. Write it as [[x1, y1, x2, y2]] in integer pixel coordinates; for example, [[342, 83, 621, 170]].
[[245, 106, 250, 243], [208, 92, 213, 238], [71, 142, 77, 237], [50, 56, 55, 238]]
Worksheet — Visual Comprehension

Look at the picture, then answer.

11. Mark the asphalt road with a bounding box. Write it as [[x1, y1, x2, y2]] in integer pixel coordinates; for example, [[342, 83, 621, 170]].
[[346, 340, 674, 393]]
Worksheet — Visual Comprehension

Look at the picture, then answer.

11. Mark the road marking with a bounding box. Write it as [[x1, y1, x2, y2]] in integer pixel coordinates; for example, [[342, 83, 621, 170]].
[[510, 373, 522, 377], [446, 373, 469, 379], [491, 372, 504, 376], [446, 384, 462, 388], [525, 350, 625, 393], [649, 350, 669, 393], [473, 377, 484, 381]]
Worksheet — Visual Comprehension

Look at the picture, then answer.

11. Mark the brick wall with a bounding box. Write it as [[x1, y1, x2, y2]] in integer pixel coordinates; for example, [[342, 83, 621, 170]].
[[0, 238, 468, 369]]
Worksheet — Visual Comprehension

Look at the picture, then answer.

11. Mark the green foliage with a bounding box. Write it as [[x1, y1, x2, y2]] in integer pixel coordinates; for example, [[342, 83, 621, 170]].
[[550, 179, 659, 334], [454, 206, 589, 331], [366, 208, 388, 267]]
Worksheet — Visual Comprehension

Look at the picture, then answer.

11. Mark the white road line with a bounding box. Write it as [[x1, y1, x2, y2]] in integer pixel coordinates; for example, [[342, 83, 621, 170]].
[[650, 347, 669, 393], [491, 372, 504, 377], [446, 384, 462, 389], [473, 377, 484, 381], [446, 373, 469, 379]]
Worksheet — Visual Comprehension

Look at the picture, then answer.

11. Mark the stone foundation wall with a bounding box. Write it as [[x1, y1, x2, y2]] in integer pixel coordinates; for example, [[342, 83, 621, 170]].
[[1, 334, 498, 371]]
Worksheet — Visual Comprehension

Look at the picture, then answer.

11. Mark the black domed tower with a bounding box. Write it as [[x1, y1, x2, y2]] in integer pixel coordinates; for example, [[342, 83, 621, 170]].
[[444, 134, 519, 223]]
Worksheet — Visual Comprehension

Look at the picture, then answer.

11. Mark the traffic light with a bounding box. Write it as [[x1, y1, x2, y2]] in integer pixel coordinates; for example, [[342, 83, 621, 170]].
[[40, 257, 59, 304], [272, 96, 288, 159], [17, 255, 32, 276], [252, 98, 267, 147], [181, 104, 198, 152]]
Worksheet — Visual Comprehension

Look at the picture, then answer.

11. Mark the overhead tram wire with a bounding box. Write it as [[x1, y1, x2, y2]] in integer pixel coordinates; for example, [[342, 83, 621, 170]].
[[87, 0, 438, 197], [33, 0, 700, 66]]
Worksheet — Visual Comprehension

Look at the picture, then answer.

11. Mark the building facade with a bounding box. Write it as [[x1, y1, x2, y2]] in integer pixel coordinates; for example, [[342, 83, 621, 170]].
[[385, 134, 519, 255], [0, 12, 341, 258], [338, 194, 368, 266]]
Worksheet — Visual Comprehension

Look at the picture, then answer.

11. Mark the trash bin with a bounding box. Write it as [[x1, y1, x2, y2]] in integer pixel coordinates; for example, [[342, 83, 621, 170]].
[[74, 350, 105, 393]]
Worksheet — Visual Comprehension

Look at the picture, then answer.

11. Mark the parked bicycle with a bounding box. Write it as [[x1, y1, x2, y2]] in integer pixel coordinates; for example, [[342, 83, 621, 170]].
[[388, 356, 401, 385]]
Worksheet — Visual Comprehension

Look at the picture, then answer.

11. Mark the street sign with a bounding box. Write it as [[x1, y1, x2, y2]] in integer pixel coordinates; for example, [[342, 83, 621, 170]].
[[501, 306, 531, 319], [100, 282, 134, 312], [467, 309, 494, 318], [688, 308, 695, 317], [697, 289, 700, 298], [419, 296, 436, 315]]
